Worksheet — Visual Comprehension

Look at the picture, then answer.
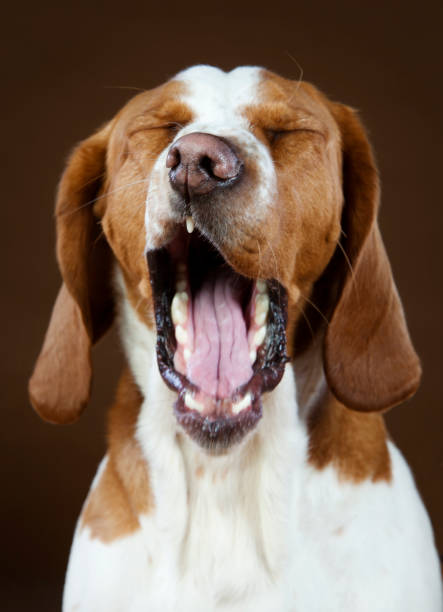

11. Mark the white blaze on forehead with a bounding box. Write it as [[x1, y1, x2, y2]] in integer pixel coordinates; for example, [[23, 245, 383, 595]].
[[175, 65, 263, 128]]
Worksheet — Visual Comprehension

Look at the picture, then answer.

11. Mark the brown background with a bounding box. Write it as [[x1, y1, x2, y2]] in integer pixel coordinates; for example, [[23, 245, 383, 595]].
[[2, 0, 442, 609]]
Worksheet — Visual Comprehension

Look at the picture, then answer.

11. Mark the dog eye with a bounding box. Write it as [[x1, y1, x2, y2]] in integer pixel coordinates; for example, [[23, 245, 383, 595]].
[[153, 122, 185, 142], [264, 129, 290, 145], [129, 122, 183, 139], [164, 122, 182, 135], [147, 123, 182, 137], [264, 127, 325, 147]]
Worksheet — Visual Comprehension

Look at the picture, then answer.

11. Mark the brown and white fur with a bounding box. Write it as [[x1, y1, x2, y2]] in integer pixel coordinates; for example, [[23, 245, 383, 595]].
[[29, 66, 442, 611]]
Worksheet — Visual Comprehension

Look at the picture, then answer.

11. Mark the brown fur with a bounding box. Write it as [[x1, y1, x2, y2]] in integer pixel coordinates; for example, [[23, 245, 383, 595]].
[[29, 284, 92, 424], [82, 370, 152, 541], [29, 123, 115, 424], [323, 104, 421, 411], [308, 389, 391, 482]]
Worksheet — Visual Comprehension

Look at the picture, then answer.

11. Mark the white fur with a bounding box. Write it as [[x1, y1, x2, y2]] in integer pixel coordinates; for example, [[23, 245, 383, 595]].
[[177, 65, 261, 127], [63, 274, 442, 611], [144, 66, 276, 251]]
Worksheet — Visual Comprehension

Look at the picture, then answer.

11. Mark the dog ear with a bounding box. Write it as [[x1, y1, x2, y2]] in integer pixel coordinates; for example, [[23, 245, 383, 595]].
[[29, 123, 115, 424], [323, 105, 421, 412]]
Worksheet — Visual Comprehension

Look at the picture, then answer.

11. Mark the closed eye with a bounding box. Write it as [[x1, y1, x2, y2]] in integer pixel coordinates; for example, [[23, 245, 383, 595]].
[[128, 121, 185, 139], [264, 127, 325, 146], [264, 129, 287, 145], [161, 122, 185, 134]]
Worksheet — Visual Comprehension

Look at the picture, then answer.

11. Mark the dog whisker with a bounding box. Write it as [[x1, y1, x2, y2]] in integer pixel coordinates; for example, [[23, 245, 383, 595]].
[[299, 292, 329, 326], [104, 85, 148, 92], [294, 299, 315, 341], [336, 238, 359, 302], [58, 178, 150, 217], [264, 237, 279, 278], [286, 51, 304, 93]]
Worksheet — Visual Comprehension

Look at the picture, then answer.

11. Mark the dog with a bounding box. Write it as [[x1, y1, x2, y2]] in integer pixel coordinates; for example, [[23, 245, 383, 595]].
[[29, 65, 442, 611]]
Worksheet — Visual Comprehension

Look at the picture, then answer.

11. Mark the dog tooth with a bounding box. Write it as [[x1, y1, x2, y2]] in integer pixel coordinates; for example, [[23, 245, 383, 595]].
[[175, 325, 188, 345], [232, 393, 252, 415], [186, 216, 195, 234], [253, 325, 267, 348], [185, 392, 204, 412], [184, 348, 191, 362], [255, 294, 269, 326], [249, 349, 257, 364], [256, 280, 267, 294], [255, 311, 267, 327], [171, 294, 187, 325]]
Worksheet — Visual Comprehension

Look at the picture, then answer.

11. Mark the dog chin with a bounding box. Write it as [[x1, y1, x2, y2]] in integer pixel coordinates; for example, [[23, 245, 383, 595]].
[[147, 224, 289, 450]]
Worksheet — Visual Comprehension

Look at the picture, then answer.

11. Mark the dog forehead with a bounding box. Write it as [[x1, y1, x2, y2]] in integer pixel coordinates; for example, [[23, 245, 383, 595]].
[[173, 65, 263, 125]]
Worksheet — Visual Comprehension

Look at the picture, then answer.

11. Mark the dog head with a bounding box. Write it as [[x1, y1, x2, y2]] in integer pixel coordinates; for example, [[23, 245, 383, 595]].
[[29, 66, 421, 449]]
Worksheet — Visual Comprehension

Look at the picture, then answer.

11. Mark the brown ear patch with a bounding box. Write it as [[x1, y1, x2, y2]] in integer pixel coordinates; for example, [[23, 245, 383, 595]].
[[55, 123, 114, 343], [81, 370, 152, 542], [323, 104, 421, 412], [324, 227, 422, 412], [29, 124, 115, 423], [29, 284, 92, 424]]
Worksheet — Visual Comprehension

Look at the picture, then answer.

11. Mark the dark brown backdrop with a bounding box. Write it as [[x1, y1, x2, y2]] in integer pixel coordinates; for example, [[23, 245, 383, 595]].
[[2, 1, 442, 609]]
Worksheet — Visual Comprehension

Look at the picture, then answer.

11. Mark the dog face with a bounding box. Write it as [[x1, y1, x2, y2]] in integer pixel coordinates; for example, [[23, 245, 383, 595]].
[[29, 66, 421, 449]]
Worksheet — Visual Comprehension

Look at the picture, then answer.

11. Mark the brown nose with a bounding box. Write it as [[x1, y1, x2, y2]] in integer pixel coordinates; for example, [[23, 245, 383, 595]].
[[166, 132, 243, 199]]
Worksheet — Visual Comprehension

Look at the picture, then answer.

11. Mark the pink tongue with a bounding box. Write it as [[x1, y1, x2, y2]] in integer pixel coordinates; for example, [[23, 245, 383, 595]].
[[186, 272, 252, 398]]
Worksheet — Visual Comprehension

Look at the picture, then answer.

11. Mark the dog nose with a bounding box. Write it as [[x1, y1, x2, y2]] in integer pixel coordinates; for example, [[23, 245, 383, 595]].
[[166, 132, 243, 199]]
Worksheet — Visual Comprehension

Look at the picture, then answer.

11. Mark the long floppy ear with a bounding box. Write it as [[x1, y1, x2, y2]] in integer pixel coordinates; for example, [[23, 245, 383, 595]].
[[323, 105, 421, 412], [29, 123, 114, 424]]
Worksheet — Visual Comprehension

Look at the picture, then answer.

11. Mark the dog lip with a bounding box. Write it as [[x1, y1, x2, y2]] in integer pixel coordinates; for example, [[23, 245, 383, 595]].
[[146, 232, 289, 449], [174, 391, 263, 450]]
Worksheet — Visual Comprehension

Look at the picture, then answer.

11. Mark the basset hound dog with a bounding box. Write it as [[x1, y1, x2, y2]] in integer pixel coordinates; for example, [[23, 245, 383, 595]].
[[29, 66, 442, 611]]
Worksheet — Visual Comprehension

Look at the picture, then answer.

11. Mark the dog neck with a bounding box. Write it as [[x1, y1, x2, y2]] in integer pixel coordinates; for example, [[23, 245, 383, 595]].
[[116, 268, 310, 579]]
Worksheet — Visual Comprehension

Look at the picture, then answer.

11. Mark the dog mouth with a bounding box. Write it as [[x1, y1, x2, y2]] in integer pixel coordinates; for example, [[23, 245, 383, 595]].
[[147, 226, 288, 449]]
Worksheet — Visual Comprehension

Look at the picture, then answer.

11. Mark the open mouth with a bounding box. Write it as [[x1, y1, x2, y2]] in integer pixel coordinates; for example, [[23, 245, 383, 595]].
[[147, 226, 288, 449]]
